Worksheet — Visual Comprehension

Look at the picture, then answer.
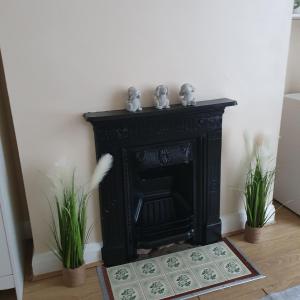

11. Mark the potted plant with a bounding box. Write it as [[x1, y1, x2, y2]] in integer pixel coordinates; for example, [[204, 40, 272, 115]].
[[244, 154, 275, 243], [294, 0, 300, 14], [50, 154, 113, 287]]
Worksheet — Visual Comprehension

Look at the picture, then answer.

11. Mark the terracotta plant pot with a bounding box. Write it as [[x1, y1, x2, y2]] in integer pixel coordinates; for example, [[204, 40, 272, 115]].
[[244, 223, 264, 243], [62, 265, 86, 287]]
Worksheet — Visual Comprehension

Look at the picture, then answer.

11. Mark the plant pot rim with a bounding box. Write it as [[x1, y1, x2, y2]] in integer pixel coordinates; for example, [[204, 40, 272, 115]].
[[245, 223, 264, 230], [63, 264, 86, 271]]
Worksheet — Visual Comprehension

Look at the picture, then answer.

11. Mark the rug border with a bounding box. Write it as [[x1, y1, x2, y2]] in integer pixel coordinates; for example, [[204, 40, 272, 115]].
[[224, 238, 264, 276], [96, 267, 111, 300], [96, 238, 265, 300]]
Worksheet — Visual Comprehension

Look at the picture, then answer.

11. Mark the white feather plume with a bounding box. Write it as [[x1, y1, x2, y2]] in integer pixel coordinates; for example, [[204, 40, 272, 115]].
[[89, 153, 113, 191]]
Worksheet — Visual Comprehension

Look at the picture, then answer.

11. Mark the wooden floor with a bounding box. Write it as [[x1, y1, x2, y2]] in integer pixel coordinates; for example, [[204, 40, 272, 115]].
[[2, 205, 300, 300]]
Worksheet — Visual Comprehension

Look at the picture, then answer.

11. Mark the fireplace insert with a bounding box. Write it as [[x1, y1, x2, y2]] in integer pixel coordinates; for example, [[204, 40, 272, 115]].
[[130, 142, 194, 249], [84, 98, 237, 266]]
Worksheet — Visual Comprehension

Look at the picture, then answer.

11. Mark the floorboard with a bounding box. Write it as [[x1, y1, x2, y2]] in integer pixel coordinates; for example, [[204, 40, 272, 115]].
[[2, 205, 300, 300]]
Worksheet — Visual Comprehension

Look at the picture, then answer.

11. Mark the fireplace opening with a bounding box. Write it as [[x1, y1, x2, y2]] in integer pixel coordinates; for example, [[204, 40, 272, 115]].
[[133, 162, 194, 249]]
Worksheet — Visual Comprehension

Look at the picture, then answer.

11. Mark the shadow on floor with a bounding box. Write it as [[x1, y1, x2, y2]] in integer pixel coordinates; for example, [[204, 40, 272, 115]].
[[0, 289, 16, 300]]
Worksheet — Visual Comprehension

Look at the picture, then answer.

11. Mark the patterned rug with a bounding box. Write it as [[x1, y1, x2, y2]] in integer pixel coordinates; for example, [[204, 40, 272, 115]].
[[97, 239, 264, 300]]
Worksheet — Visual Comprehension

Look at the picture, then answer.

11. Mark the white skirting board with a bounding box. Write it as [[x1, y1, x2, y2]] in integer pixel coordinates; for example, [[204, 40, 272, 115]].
[[221, 204, 275, 234], [32, 207, 276, 276], [221, 210, 247, 234], [32, 242, 102, 275]]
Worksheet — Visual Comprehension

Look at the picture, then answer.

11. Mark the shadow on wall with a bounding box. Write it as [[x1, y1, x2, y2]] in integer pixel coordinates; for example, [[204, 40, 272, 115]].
[[221, 127, 278, 215], [0, 50, 32, 239]]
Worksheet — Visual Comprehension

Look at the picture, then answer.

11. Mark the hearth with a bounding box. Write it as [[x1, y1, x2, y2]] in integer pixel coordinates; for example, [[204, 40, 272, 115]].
[[84, 98, 236, 266]]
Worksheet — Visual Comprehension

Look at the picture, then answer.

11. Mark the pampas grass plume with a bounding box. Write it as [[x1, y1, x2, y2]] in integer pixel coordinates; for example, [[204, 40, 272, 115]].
[[89, 154, 113, 191]]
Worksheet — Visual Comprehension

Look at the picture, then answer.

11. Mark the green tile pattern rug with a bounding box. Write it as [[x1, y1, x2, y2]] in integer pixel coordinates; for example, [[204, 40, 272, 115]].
[[97, 239, 264, 300]]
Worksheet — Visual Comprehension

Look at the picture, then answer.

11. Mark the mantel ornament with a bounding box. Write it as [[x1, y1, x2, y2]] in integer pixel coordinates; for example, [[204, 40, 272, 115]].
[[154, 85, 170, 110], [126, 87, 142, 112], [180, 83, 196, 106]]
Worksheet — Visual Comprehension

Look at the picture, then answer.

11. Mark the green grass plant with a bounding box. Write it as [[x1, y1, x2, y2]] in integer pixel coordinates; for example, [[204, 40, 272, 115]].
[[49, 154, 113, 269], [50, 173, 91, 269], [244, 155, 275, 228]]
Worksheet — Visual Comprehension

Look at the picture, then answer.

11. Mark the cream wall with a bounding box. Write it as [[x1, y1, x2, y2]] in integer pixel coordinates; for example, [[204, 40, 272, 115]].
[[0, 1, 293, 274], [285, 20, 300, 93]]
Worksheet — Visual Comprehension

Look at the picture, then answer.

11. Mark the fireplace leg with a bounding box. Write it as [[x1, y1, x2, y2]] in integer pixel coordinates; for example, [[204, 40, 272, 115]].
[[101, 246, 129, 267], [203, 221, 222, 244]]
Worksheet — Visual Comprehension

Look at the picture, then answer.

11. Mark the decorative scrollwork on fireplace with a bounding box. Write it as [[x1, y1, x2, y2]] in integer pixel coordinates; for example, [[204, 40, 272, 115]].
[[94, 111, 224, 143], [95, 127, 129, 141], [135, 142, 192, 169], [159, 148, 170, 166]]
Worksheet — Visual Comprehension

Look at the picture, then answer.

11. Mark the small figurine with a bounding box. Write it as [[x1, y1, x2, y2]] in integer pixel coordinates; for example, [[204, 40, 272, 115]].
[[179, 83, 196, 106], [126, 87, 142, 112], [154, 85, 170, 109]]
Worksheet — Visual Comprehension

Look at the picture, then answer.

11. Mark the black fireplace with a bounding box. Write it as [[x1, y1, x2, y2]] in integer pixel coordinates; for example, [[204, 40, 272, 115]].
[[84, 98, 236, 266]]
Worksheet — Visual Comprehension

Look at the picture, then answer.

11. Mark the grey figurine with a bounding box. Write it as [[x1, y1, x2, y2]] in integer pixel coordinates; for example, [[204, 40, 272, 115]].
[[154, 85, 170, 109], [126, 87, 142, 112], [179, 83, 196, 106]]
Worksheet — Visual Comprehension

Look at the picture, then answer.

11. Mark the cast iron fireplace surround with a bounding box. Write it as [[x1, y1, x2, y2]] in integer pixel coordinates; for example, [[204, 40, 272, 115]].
[[84, 98, 236, 267]]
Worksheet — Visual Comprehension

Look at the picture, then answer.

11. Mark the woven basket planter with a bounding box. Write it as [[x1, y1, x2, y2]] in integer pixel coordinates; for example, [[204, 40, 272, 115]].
[[62, 264, 86, 287]]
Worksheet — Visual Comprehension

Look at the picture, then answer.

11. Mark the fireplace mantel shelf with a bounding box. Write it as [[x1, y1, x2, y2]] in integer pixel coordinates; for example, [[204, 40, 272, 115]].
[[84, 98, 237, 122]]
